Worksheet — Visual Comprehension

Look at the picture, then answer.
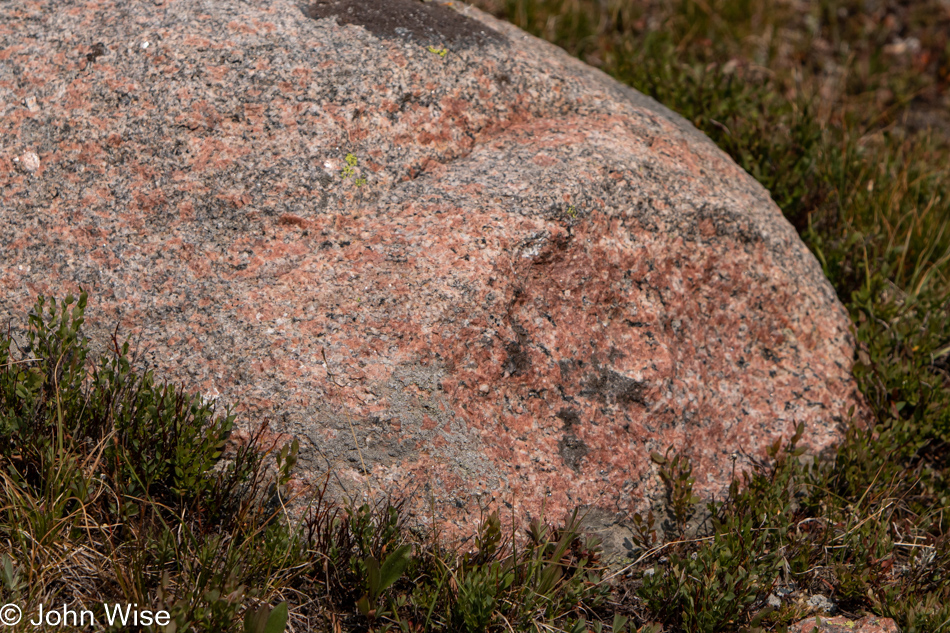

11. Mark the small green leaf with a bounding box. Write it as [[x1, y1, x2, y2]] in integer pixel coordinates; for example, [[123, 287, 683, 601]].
[[377, 544, 412, 596], [612, 613, 629, 632], [364, 555, 381, 598], [263, 602, 288, 633]]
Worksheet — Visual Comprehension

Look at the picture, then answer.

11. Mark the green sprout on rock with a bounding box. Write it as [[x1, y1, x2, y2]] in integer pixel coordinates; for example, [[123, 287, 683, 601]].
[[341, 153, 366, 186]]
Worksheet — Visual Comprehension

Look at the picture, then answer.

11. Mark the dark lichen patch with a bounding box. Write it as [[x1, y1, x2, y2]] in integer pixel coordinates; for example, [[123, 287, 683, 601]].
[[503, 324, 531, 376], [308, 0, 504, 48], [556, 407, 580, 429], [558, 433, 588, 472], [580, 367, 647, 407], [504, 340, 530, 376], [86, 42, 106, 63]]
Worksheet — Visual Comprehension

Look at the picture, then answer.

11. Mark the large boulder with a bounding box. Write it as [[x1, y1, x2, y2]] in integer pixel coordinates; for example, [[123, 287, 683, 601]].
[[0, 0, 863, 546]]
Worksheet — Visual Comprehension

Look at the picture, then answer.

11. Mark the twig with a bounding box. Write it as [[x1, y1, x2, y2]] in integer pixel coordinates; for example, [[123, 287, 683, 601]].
[[597, 534, 717, 585], [0, 357, 42, 368]]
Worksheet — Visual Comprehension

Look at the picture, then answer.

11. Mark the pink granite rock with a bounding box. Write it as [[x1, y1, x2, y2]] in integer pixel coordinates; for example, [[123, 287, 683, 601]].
[[789, 615, 899, 633], [0, 0, 864, 546]]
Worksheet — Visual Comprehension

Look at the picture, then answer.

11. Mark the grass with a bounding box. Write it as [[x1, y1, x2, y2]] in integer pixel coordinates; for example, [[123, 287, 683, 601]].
[[2, 0, 950, 630]]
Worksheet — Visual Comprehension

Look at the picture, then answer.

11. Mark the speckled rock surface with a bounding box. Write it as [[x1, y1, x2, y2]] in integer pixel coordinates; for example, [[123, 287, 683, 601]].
[[789, 615, 899, 633], [0, 0, 864, 545]]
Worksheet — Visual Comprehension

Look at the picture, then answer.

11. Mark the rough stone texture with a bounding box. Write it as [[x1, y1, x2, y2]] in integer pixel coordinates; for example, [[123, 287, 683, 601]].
[[0, 0, 864, 545], [789, 615, 900, 633]]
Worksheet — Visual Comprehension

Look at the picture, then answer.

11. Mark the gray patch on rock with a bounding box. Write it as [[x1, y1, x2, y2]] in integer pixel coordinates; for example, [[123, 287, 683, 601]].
[[308, 0, 505, 48], [298, 362, 503, 494], [579, 500, 715, 563], [579, 508, 641, 563], [308, 410, 416, 474]]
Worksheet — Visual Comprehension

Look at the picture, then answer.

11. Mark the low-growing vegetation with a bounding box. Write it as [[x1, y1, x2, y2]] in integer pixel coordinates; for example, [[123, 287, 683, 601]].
[[468, 0, 950, 630], [0, 293, 620, 631], [2, 0, 949, 631]]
